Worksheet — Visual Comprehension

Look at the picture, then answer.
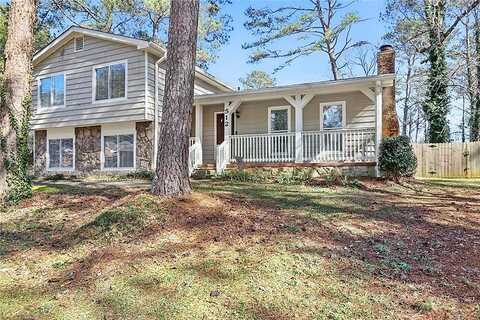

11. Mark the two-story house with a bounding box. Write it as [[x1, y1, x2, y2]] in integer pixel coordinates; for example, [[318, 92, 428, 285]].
[[32, 27, 398, 177], [32, 26, 232, 175]]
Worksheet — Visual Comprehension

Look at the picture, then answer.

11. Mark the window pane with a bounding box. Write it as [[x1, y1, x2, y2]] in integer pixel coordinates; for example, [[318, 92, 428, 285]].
[[104, 136, 118, 168], [61, 138, 73, 168], [52, 75, 64, 106], [110, 64, 126, 99], [49, 139, 60, 168], [75, 37, 84, 51], [40, 77, 51, 108], [323, 105, 343, 129], [95, 67, 108, 100], [118, 134, 134, 168], [271, 109, 288, 132]]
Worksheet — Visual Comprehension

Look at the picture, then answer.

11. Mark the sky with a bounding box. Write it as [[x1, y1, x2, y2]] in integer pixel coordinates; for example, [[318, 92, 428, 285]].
[[207, 0, 463, 136], [208, 0, 389, 88]]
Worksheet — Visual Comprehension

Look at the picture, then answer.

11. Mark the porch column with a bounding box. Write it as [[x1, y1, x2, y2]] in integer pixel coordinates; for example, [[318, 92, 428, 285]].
[[375, 81, 383, 177], [283, 94, 314, 163], [295, 108, 303, 163], [224, 109, 232, 162], [195, 104, 203, 164]]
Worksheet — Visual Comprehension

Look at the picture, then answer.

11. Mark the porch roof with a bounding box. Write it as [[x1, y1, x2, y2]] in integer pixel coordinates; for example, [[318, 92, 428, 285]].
[[194, 74, 394, 105]]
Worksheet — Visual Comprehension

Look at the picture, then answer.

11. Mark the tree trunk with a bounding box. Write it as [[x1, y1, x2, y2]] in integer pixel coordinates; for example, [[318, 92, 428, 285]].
[[0, 0, 36, 201], [465, 16, 478, 141], [423, 0, 450, 143], [402, 56, 414, 135], [151, 0, 199, 196], [473, 10, 480, 141]]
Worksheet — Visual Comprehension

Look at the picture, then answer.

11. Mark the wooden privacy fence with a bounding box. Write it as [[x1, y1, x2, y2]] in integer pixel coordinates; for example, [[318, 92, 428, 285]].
[[412, 142, 480, 178]]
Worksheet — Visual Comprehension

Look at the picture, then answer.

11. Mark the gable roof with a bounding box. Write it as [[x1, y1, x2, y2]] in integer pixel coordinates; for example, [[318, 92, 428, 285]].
[[33, 26, 233, 93]]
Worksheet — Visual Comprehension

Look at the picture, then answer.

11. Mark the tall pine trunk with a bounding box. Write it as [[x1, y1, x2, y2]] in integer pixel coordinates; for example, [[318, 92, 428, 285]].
[[0, 0, 36, 203], [473, 10, 480, 141], [402, 55, 414, 135], [151, 0, 199, 196], [423, 0, 450, 143]]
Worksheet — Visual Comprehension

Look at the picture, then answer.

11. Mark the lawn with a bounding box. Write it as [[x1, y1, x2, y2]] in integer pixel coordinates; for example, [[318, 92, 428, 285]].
[[0, 178, 479, 319]]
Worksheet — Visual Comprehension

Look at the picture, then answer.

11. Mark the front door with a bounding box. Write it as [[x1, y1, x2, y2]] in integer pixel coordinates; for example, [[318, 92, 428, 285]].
[[216, 113, 224, 145]]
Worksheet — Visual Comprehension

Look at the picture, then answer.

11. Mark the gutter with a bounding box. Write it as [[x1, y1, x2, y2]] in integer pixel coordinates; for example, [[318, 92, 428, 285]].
[[194, 74, 395, 105], [153, 54, 167, 170]]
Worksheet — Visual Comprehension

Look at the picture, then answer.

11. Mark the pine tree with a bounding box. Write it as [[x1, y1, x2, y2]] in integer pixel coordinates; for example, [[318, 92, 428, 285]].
[[151, 0, 199, 196], [0, 0, 36, 203]]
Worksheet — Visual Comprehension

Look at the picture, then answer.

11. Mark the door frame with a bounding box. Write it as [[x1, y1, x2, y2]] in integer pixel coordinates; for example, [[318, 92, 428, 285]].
[[214, 111, 224, 161]]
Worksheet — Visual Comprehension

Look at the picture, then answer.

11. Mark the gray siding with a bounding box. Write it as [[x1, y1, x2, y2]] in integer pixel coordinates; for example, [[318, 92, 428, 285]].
[[304, 92, 375, 130], [146, 57, 230, 127], [31, 36, 147, 129], [146, 53, 157, 119]]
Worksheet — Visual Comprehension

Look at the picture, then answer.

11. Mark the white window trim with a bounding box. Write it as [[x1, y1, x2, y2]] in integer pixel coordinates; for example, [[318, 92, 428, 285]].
[[46, 137, 75, 172], [268, 105, 291, 133], [100, 127, 136, 171], [320, 101, 346, 130], [92, 59, 128, 104], [74, 36, 85, 52], [37, 72, 67, 109]]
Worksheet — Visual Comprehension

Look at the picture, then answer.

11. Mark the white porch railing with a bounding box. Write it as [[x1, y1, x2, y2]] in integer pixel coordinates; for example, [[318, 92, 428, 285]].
[[230, 132, 296, 163], [302, 128, 376, 162], [216, 140, 229, 174], [188, 137, 202, 176]]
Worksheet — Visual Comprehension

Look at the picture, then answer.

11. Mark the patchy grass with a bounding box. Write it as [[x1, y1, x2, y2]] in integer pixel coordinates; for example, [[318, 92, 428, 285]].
[[0, 178, 479, 319]]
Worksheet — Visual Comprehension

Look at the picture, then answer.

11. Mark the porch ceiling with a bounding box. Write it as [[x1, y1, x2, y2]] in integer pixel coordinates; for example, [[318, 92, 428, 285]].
[[194, 74, 394, 105]]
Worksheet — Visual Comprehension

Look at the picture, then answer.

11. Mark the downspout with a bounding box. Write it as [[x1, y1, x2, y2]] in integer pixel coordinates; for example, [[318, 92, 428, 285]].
[[153, 54, 167, 170]]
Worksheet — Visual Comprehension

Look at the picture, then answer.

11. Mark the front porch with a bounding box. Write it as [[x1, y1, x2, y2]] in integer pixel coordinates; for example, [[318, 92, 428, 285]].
[[216, 127, 375, 166], [188, 75, 394, 176]]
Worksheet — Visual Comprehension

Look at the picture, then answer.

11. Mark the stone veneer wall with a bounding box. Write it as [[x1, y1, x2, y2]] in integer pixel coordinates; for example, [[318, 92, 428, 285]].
[[75, 126, 101, 173], [34, 130, 47, 175], [136, 121, 154, 171]]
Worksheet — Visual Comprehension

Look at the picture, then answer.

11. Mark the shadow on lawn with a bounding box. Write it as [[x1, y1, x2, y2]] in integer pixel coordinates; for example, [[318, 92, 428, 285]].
[[0, 183, 139, 255], [194, 180, 480, 303], [2, 179, 479, 313]]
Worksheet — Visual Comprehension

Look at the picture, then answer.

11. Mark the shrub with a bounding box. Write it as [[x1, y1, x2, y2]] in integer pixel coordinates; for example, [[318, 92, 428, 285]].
[[378, 136, 417, 180], [126, 170, 154, 180], [219, 169, 264, 183], [218, 168, 315, 185]]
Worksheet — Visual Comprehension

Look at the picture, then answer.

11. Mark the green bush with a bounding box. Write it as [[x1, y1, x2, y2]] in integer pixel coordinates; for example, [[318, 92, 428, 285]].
[[378, 136, 417, 180], [218, 168, 315, 185]]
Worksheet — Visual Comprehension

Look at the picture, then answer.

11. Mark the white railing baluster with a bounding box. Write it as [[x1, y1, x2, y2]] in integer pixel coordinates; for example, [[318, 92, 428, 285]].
[[223, 129, 375, 165]]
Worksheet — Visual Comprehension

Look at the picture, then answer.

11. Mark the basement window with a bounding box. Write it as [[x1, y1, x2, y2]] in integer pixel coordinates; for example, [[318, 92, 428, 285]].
[[103, 134, 134, 169], [48, 138, 73, 170]]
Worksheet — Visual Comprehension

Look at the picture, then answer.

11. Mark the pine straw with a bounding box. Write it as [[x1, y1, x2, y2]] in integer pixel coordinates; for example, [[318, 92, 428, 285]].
[[0, 179, 479, 319]]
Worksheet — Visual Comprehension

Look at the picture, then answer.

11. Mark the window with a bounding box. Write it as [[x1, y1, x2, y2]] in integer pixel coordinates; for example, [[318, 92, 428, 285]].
[[94, 62, 127, 101], [320, 101, 346, 130], [103, 134, 134, 169], [48, 138, 73, 169], [268, 106, 291, 133], [39, 74, 65, 108], [74, 36, 84, 51]]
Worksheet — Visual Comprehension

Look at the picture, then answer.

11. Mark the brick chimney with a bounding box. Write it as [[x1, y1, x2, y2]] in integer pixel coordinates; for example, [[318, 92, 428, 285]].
[[377, 45, 399, 137]]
